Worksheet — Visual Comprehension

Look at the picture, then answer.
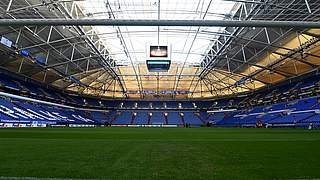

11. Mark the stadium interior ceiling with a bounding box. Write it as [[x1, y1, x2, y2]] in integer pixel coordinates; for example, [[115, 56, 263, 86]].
[[0, 0, 320, 99]]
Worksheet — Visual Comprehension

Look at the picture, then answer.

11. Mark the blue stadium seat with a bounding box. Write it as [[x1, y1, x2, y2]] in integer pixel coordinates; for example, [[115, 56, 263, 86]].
[[269, 113, 313, 124], [150, 112, 164, 124], [167, 112, 181, 125], [112, 111, 132, 124], [183, 112, 202, 126], [135, 112, 148, 124]]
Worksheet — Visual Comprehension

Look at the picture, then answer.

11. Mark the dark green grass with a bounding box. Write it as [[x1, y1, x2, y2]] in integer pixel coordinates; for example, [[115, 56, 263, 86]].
[[0, 128, 320, 180]]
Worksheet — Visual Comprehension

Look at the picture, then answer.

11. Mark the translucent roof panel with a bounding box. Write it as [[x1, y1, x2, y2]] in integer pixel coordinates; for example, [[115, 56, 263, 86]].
[[81, 0, 238, 65]]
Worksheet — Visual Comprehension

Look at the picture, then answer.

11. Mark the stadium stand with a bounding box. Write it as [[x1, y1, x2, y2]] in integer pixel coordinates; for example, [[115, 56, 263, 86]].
[[2, 67, 320, 128]]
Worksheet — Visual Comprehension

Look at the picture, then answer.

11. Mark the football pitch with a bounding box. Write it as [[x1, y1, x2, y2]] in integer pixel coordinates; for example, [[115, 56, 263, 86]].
[[0, 128, 320, 180]]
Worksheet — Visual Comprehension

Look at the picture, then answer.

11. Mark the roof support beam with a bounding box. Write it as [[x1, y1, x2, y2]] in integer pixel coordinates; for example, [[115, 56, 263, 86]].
[[1, 19, 320, 28], [55, 2, 128, 97], [304, 0, 312, 14], [226, 57, 294, 77], [242, 37, 320, 82], [6, 0, 13, 12]]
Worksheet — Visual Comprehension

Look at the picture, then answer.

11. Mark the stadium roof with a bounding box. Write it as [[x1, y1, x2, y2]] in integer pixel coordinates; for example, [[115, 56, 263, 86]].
[[0, 0, 320, 99], [82, 0, 237, 65]]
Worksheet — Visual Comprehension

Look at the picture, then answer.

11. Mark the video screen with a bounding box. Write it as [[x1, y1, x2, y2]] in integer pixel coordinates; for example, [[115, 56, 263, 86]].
[[150, 46, 168, 58]]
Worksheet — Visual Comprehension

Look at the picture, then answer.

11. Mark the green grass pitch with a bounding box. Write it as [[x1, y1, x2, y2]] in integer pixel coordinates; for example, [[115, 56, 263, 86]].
[[0, 127, 320, 180]]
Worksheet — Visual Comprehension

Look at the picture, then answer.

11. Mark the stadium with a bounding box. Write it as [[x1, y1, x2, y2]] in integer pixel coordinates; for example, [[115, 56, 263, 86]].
[[1, 0, 320, 179]]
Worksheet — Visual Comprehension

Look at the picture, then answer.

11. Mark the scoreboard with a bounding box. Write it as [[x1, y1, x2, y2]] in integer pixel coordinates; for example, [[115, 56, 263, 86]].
[[146, 44, 171, 72]]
